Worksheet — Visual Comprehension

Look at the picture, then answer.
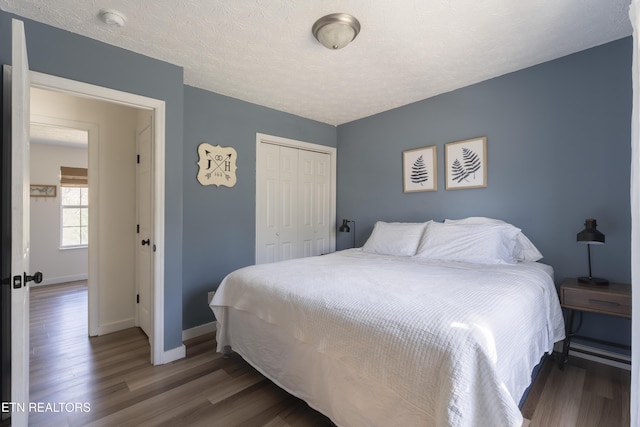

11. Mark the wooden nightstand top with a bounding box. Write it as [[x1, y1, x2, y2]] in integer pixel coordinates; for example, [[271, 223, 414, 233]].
[[560, 278, 631, 318]]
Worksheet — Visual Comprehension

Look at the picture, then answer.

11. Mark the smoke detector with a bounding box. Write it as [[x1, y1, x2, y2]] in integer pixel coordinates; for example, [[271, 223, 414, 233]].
[[99, 9, 127, 27]]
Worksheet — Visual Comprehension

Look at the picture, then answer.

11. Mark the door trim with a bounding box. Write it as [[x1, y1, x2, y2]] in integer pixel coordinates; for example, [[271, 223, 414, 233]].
[[255, 133, 337, 262], [30, 71, 168, 365]]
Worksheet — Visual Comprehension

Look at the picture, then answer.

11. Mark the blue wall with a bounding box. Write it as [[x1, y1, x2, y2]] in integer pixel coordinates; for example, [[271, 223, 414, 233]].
[[181, 87, 336, 329], [336, 38, 632, 350], [0, 12, 185, 351], [2, 10, 632, 352]]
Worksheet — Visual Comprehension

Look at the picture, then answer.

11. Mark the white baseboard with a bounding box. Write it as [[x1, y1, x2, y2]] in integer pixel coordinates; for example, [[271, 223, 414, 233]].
[[182, 321, 216, 341], [98, 318, 136, 336], [162, 344, 186, 364], [554, 341, 631, 370], [180, 291, 217, 342], [160, 322, 215, 365]]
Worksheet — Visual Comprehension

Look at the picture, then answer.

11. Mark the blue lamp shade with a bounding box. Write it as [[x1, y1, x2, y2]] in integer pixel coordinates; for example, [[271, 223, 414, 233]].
[[576, 218, 608, 285]]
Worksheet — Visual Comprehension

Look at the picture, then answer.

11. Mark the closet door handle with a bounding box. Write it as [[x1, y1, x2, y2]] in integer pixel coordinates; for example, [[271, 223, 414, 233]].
[[141, 239, 150, 246]]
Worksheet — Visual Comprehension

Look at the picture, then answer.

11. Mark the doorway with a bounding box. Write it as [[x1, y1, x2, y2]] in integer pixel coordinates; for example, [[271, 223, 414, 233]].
[[29, 71, 167, 365], [29, 116, 89, 289], [30, 87, 148, 337]]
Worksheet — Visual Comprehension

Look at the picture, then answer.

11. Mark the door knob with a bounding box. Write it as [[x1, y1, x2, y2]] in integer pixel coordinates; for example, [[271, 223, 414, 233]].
[[142, 239, 150, 246], [24, 271, 43, 284]]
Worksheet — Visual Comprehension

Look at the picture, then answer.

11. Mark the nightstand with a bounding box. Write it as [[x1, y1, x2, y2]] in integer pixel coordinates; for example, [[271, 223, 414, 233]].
[[558, 278, 631, 369]]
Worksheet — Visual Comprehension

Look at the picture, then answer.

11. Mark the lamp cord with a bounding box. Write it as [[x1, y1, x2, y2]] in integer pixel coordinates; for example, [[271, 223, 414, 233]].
[[352, 221, 356, 248], [587, 244, 593, 279]]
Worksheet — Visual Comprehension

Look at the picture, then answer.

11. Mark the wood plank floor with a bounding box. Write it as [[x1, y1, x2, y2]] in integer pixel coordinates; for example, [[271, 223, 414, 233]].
[[27, 282, 630, 426]]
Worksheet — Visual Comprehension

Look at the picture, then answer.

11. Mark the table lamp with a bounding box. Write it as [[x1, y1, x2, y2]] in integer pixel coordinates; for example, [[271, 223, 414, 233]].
[[339, 219, 356, 248], [576, 218, 609, 285]]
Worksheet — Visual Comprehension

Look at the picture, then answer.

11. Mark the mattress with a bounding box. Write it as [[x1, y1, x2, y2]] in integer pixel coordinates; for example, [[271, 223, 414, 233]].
[[210, 249, 565, 426]]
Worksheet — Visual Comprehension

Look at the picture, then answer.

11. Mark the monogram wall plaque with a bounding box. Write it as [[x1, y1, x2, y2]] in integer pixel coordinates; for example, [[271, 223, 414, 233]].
[[196, 143, 237, 187]]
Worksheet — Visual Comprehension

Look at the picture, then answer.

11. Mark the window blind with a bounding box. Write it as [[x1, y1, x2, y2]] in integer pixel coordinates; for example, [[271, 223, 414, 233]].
[[60, 166, 88, 187]]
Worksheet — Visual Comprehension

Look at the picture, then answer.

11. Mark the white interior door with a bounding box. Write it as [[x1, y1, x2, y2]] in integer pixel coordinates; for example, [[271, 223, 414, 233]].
[[9, 18, 31, 427], [256, 142, 279, 263], [256, 143, 299, 263], [277, 146, 299, 261], [298, 149, 331, 257], [136, 120, 153, 338]]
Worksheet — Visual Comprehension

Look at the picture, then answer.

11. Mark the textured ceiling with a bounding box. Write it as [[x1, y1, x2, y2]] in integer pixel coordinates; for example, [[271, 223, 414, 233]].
[[0, 0, 633, 126], [30, 123, 88, 147]]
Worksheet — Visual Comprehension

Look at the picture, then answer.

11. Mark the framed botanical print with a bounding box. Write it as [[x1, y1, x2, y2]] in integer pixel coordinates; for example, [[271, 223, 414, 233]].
[[30, 184, 56, 197], [445, 137, 487, 190], [403, 145, 437, 193]]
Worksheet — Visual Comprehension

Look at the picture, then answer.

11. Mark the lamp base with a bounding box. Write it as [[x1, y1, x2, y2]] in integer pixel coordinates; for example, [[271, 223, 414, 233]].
[[578, 276, 609, 286]]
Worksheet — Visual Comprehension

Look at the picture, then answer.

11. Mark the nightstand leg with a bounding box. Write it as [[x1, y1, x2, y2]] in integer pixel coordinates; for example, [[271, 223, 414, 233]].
[[559, 309, 574, 370]]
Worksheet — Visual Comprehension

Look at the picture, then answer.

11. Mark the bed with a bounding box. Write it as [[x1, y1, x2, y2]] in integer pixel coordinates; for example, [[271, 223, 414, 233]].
[[210, 218, 566, 427]]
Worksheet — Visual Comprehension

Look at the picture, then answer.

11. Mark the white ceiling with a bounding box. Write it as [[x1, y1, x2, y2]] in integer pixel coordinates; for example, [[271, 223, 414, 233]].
[[1, 0, 633, 126], [30, 123, 88, 147]]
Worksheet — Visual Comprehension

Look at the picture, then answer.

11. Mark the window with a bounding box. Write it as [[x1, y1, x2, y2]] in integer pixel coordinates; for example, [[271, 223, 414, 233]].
[[60, 167, 88, 248]]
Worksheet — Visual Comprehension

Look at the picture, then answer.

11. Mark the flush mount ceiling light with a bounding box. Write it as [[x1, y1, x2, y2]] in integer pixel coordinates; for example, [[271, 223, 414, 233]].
[[99, 8, 127, 27], [312, 13, 361, 50]]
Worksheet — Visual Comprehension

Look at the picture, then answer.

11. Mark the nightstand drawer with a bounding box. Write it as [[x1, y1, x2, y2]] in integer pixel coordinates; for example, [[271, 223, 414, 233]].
[[558, 278, 631, 369], [562, 287, 631, 317]]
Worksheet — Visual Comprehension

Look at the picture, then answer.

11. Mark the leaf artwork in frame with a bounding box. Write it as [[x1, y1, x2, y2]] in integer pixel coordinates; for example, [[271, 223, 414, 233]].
[[411, 155, 429, 185], [403, 145, 437, 193], [445, 137, 487, 190], [30, 184, 56, 197]]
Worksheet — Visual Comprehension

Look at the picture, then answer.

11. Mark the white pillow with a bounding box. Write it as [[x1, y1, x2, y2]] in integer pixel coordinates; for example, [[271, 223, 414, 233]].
[[415, 222, 520, 264], [444, 217, 543, 262], [362, 221, 431, 256]]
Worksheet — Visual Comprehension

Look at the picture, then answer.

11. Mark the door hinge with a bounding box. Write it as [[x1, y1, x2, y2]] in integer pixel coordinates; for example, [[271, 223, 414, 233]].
[[137, 154, 140, 164], [153, 244, 156, 252], [136, 294, 140, 304], [137, 224, 140, 234]]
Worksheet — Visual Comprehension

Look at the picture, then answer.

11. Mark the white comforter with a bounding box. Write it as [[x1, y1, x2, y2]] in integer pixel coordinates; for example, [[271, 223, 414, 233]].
[[211, 249, 565, 427]]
